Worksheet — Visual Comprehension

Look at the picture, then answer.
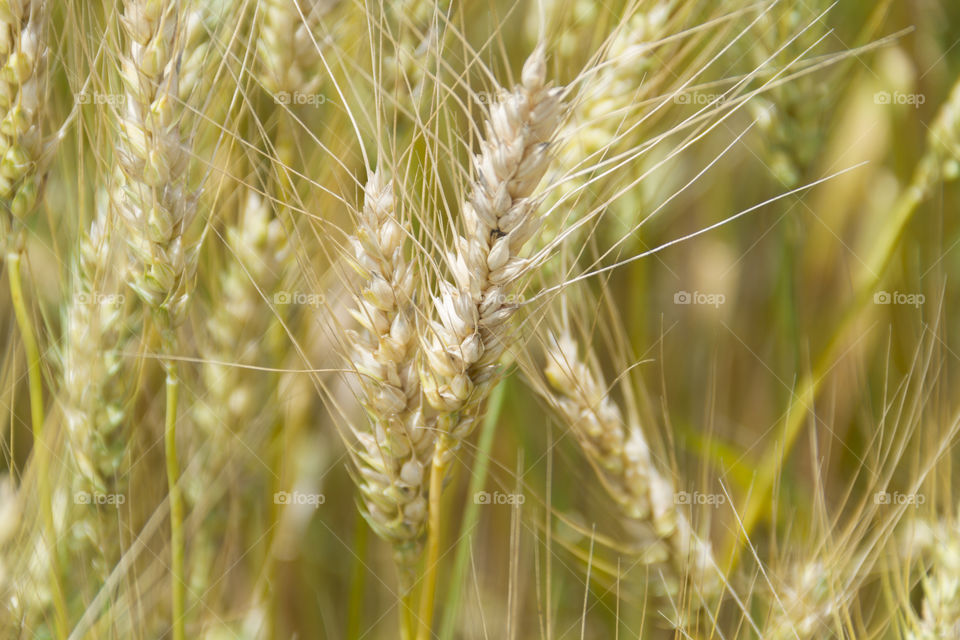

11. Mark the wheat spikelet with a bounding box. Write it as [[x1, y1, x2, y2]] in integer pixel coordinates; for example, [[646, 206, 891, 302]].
[[422, 47, 564, 447], [542, 332, 717, 595], [0, 0, 47, 234], [347, 171, 431, 576], [178, 2, 233, 105]]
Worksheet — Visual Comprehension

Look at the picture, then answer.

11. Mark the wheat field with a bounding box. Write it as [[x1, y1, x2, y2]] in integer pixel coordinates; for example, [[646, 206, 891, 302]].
[[1, 0, 960, 638]]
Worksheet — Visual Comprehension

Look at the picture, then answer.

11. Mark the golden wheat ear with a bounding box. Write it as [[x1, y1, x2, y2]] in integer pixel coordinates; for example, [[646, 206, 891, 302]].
[[539, 331, 719, 597], [342, 171, 432, 582], [422, 46, 565, 435]]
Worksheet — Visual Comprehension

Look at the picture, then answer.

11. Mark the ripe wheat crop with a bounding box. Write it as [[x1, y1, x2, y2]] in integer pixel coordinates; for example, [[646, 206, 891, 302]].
[[2, 1, 960, 639]]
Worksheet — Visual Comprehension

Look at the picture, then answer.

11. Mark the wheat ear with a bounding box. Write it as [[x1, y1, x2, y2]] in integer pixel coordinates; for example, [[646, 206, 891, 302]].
[[417, 46, 564, 638], [422, 46, 563, 435], [59, 201, 141, 607], [346, 172, 431, 601], [538, 4, 673, 256], [62, 203, 138, 496], [542, 332, 718, 596], [117, 0, 197, 332]]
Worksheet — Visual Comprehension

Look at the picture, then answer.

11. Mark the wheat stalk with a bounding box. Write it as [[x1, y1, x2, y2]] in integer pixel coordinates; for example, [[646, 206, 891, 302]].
[[345, 172, 431, 609], [417, 46, 564, 638], [113, 1, 200, 636]]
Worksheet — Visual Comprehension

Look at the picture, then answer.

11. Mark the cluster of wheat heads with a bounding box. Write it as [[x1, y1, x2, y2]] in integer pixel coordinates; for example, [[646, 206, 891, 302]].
[[2, 0, 960, 638]]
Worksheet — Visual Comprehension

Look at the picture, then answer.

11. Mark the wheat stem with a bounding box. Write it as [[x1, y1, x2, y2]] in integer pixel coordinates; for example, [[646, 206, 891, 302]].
[[417, 46, 564, 637], [416, 432, 452, 640], [163, 354, 184, 640], [7, 248, 67, 640], [400, 590, 416, 640], [438, 379, 506, 640]]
